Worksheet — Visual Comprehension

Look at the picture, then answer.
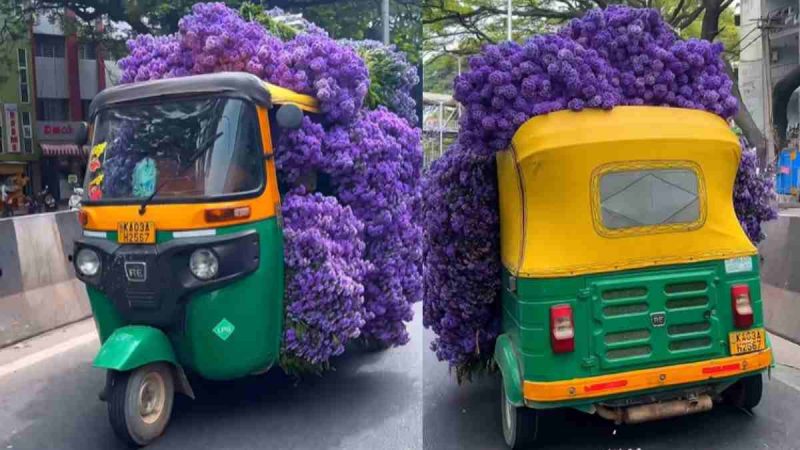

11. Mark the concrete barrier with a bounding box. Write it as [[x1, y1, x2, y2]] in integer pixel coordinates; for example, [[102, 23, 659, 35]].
[[759, 210, 800, 345], [0, 211, 90, 347]]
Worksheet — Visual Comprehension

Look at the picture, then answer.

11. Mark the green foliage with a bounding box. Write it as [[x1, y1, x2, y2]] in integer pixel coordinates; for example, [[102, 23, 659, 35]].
[[239, 3, 299, 41], [276, 0, 421, 66]]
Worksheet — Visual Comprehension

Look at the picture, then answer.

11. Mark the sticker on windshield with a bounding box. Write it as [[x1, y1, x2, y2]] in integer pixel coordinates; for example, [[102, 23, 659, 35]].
[[725, 257, 753, 274], [213, 318, 236, 341]]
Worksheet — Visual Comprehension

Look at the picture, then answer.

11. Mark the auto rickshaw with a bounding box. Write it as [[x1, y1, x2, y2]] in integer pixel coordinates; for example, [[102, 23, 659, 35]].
[[72, 72, 316, 446], [494, 106, 773, 448]]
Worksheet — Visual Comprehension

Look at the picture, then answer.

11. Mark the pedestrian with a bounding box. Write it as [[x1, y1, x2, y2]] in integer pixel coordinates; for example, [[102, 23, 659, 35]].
[[1, 181, 13, 218]]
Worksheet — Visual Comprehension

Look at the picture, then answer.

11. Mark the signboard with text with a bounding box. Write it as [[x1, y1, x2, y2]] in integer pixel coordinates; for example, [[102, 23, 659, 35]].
[[3, 104, 20, 153], [36, 121, 83, 142]]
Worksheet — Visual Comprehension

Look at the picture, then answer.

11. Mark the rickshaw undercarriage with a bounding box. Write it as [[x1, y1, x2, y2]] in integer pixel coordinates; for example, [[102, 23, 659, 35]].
[[595, 394, 714, 424]]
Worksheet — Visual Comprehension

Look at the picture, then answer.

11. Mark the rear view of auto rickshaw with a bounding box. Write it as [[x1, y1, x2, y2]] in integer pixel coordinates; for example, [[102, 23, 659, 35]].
[[73, 72, 317, 446], [494, 106, 773, 448]]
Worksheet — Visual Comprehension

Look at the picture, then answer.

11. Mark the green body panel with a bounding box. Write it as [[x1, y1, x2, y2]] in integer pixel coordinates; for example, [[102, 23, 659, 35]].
[[93, 325, 177, 371], [85, 217, 285, 380], [496, 256, 768, 408], [495, 334, 524, 406]]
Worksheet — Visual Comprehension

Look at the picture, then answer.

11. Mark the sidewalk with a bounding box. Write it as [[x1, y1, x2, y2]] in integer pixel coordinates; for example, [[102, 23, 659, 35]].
[[767, 332, 800, 396]]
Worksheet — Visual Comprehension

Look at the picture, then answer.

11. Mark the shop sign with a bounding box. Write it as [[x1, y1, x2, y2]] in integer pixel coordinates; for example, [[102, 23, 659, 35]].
[[3, 104, 20, 153], [36, 121, 83, 142]]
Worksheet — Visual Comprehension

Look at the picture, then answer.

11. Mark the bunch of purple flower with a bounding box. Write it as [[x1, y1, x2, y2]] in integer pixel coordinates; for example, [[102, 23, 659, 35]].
[[322, 108, 423, 345], [120, 3, 369, 124], [424, 6, 776, 379], [735, 145, 779, 243], [421, 148, 501, 379], [281, 189, 371, 372]]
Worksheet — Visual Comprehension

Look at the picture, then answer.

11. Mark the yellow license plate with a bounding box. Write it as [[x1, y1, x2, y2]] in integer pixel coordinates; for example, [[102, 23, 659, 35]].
[[117, 221, 156, 244], [729, 328, 766, 355]]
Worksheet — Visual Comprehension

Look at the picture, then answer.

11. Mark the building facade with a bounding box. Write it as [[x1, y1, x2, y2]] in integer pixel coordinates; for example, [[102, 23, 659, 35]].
[[738, 0, 800, 156], [0, 11, 118, 209], [0, 31, 37, 202]]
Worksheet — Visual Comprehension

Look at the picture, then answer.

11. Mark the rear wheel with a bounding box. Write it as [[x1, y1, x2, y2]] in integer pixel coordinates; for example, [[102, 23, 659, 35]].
[[501, 385, 539, 449], [725, 373, 764, 410], [108, 363, 175, 447]]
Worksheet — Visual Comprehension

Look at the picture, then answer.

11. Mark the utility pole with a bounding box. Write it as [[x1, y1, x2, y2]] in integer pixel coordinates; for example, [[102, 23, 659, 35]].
[[382, 0, 390, 44], [507, 0, 512, 41], [760, 8, 775, 163]]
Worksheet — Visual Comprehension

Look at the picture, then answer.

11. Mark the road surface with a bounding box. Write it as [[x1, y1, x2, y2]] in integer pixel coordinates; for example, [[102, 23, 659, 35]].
[[0, 303, 423, 450], [423, 328, 800, 450]]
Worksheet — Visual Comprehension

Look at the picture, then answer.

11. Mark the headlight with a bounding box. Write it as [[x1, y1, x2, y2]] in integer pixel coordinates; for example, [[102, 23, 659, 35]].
[[189, 248, 219, 280], [76, 248, 101, 276]]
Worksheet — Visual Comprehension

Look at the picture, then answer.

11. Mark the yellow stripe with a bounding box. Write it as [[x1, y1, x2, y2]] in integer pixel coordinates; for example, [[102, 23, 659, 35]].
[[264, 82, 319, 112], [523, 348, 772, 402]]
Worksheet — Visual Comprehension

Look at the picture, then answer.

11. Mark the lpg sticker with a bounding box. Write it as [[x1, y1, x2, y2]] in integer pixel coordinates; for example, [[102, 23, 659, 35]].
[[212, 318, 236, 341], [725, 257, 753, 274]]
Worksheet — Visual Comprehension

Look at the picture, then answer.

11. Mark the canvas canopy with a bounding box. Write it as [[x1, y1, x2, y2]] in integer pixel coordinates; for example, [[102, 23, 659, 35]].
[[496, 106, 756, 278]]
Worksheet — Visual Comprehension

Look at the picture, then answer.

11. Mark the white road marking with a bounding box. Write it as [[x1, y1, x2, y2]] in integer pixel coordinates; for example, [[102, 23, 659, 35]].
[[0, 332, 97, 378]]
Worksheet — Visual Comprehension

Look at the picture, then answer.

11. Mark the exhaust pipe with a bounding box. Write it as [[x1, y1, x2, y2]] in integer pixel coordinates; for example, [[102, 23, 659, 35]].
[[595, 394, 713, 425]]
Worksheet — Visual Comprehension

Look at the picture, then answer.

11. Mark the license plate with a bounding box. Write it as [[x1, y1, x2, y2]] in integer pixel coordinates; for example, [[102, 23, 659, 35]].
[[117, 221, 156, 244], [729, 328, 766, 355]]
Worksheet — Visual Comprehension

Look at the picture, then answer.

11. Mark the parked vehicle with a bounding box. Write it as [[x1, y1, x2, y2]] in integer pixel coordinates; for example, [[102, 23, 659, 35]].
[[72, 73, 314, 446], [494, 106, 772, 448], [42, 187, 56, 212]]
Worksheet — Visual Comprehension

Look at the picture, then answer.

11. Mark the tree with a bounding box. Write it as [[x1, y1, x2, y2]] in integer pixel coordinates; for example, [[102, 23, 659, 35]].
[[423, 0, 768, 164]]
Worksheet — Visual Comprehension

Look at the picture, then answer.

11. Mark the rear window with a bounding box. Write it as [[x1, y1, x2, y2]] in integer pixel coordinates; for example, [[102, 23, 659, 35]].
[[592, 161, 706, 237]]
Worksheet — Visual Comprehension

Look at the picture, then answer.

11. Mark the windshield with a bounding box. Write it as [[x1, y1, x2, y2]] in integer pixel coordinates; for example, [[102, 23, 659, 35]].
[[84, 96, 264, 203]]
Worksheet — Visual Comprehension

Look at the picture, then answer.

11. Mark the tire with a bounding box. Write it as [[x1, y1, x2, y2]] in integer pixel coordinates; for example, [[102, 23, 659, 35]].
[[501, 385, 539, 449], [108, 363, 175, 447], [725, 373, 764, 410]]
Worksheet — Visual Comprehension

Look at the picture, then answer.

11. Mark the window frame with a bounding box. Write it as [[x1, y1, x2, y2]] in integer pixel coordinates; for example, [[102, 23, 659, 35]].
[[83, 94, 268, 206], [590, 160, 708, 238], [17, 48, 29, 104], [20, 111, 33, 154]]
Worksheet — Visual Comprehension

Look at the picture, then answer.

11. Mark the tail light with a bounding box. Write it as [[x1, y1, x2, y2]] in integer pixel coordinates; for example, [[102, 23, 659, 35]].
[[550, 304, 575, 353], [731, 285, 753, 329]]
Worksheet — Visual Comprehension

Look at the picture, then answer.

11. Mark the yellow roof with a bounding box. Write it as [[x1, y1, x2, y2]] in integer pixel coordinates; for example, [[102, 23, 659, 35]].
[[497, 106, 756, 278], [263, 82, 319, 113]]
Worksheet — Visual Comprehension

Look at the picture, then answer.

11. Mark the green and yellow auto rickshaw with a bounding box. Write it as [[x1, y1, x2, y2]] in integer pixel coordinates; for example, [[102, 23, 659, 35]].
[[72, 72, 317, 446], [494, 106, 773, 448]]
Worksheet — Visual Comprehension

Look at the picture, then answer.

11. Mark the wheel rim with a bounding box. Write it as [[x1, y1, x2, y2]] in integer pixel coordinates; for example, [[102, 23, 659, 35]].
[[137, 371, 167, 425]]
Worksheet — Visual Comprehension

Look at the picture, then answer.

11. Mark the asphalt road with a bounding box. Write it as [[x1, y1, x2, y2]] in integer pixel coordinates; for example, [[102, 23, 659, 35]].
[[0, 303, 423, 450], [423, 327, 800, 450]]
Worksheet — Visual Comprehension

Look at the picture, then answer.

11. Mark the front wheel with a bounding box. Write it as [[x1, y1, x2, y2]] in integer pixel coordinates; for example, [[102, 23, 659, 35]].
[[108, 363, 175, 447], [501, 385, 539, 449]]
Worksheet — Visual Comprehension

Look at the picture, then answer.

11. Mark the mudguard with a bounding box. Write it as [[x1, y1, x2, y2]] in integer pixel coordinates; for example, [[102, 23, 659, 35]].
[[93, 325, 177, 371], [494, 333, 524, 407]]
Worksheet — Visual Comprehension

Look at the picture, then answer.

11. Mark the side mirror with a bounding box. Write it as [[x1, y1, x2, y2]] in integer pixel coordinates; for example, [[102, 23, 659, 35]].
[[75, 122, 89, 146], [275, 104, 304, 130]]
